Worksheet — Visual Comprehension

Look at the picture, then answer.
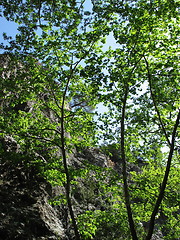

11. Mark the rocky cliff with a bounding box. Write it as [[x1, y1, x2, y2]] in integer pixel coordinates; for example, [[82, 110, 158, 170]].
[[0, 134, 118, 240], [0, 135, 167, 240]]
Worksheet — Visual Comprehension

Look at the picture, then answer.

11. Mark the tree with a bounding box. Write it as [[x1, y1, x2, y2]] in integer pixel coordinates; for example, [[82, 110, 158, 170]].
[[0, 1, 104, 239], [0, 0, 179, 239], [92, 0, 180, 239]]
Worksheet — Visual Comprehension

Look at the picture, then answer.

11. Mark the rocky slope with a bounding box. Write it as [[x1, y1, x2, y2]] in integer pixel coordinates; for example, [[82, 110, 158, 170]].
[[0, 134, 116, 240], [0, 135, 167, 240]]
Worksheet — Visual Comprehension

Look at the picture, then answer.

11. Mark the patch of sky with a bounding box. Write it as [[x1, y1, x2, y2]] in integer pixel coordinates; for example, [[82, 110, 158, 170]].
[[0, 17, 19, 53]]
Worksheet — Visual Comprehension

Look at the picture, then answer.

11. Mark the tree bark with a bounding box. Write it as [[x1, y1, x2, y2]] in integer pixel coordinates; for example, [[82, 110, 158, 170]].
[[121, 84, 138, 240], [145, 109, 180, 240], [60, 64, 81, 240]]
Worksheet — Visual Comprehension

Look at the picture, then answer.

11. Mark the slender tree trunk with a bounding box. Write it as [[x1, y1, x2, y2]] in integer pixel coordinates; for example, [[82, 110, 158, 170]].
[[144, 55, 180, 239], [60, 65, 81, 240], [121, 84, 138, 240], [60, 114, 81, 240], [145, 109, 180, 240]]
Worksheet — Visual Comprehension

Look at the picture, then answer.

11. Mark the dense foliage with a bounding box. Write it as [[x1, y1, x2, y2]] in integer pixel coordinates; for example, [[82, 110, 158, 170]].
[[0, 0, 179, 239]]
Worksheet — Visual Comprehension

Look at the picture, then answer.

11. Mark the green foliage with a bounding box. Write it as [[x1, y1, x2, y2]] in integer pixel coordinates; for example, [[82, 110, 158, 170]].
[[130, 164, 180, 239], [78, 209, 130, 240], [75, 164, 130, 239], [0, 0, 179, 239], [100, 143, 121, 162]]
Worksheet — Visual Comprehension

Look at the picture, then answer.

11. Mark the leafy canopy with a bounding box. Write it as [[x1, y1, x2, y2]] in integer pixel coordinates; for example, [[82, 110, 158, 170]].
[[0, 0, 179, 239]]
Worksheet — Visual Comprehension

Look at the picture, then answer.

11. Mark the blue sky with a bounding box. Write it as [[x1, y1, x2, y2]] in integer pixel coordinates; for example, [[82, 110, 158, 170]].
[[0, 17, 18, 44]]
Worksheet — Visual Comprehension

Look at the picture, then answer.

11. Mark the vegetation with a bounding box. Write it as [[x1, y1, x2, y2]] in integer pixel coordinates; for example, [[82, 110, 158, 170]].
[[0, 0, 179, 239]]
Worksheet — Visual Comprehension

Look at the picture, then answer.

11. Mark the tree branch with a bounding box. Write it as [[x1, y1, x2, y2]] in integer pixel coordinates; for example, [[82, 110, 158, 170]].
[[143, 55, 171, 146], [121, 84, 138, 240], [145, 109, 180, 240], [60, 61, 83, 240]]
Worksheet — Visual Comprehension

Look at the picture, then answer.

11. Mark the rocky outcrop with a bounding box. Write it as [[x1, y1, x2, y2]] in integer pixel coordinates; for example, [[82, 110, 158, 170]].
[[0, 134, 112, 240], [1, 132, 172, 240], [0, 151, 66, 240]]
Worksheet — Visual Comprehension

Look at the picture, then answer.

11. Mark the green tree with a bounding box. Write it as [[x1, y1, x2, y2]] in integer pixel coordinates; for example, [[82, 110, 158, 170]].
[[0, 1, 105, 239], [0, 0, 179, 239], [92, 0, 179, 239]]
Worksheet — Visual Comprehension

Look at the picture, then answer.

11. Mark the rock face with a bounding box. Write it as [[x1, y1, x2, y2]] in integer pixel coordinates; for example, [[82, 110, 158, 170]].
[[0, 152, 66, 240], [0, 138, 167, 240], [0, 134, 113, 240], [0, 53, 69, 239]]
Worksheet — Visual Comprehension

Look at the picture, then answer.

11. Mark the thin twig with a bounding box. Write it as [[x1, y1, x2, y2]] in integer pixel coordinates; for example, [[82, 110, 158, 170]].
[[143, 55, 171, 146]]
